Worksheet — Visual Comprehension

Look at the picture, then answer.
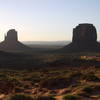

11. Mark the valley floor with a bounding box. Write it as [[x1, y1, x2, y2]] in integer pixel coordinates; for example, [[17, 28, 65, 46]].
[[0, 66, 99, 100]]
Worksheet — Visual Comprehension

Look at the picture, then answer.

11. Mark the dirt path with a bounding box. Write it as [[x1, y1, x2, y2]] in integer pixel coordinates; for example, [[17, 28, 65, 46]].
[[0, 94, 5, 99], [55, 96, 63, 100]]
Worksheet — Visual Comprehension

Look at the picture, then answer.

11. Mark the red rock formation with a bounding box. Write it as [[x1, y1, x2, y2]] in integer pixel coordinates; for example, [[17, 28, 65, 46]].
[[63, 23, 100, 52], [0, 29, 32, 52], [72, 24, 97, 43], [5, 29, 18, 43]]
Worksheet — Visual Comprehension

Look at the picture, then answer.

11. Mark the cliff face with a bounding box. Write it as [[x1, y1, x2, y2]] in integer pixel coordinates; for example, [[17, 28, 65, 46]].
[[0, 29, 32, 52], [63, 23, 100, 52], [5, 29, 18, 43], [72, 24, 97, 43]]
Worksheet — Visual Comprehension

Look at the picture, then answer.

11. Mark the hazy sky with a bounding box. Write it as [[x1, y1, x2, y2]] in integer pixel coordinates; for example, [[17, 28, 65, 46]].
[[0, 0, 100, 41]]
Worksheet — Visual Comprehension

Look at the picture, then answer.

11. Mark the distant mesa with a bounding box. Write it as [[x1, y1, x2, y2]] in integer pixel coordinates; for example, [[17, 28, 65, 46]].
[[0, 29, 32, 52], [1, 24, 100, 53], [72, 23, 97, 43], [5, 29, 18, 43], [63, 23, 100, 52]]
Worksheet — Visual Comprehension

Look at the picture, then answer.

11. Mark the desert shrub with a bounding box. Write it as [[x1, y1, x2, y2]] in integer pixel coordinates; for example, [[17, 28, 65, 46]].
[[14, 87, 24, 93], [94, 85, 100, 91], [23, 74, 42, 84], [10, 94, 33, 100], [82, 72, 99, 81], [34, 96, 56, 100], [0, 74, 8, 80], [24, 84, 30, 89], [82, 86, 93, 93], [63, 94, 79, 100], [11, 79, 22, 86], [39, 77, 70, 89], [69, 72, 82, 78], [67, 72, 82, 84]]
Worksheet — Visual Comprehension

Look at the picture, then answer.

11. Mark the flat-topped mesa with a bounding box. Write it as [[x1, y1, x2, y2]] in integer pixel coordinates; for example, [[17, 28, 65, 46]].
[[5, 29, 18, 43], [72, 23, 97, 43], [62, 23, 100, 52], [0, 29, 32, 52]]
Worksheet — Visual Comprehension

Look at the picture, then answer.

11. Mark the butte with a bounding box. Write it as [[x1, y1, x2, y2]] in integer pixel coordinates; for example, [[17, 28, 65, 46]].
[[0, 29, 32, 52], [62, 23, 100, 52]]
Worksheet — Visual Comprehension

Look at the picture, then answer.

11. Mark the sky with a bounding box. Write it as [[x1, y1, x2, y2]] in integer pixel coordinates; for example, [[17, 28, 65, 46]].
[[0, 0, 100, 41]]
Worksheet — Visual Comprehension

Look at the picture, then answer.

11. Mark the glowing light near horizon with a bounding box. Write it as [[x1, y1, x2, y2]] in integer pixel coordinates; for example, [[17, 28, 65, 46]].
[[0, 0, 100, 41]]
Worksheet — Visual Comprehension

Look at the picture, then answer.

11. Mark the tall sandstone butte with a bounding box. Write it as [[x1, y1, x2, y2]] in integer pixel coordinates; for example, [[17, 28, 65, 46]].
[[72, 24, 97, 43], [5, 29, 18, 43], [63, 23, 100, 52], [0, 29, 32, 52]]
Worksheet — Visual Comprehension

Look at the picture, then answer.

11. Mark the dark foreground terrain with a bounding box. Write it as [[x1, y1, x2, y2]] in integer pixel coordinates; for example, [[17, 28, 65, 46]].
[[0, 44, 99, 100], [0, 66, 99, 100]]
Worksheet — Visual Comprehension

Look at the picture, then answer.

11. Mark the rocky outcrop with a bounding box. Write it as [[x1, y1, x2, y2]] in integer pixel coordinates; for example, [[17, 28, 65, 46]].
[[63, 23, 100, 52], [5, 29, 18, 43], [72, 24, 97, 43], [0, 29, 32, 52]]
